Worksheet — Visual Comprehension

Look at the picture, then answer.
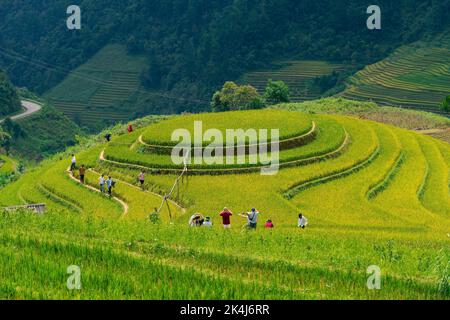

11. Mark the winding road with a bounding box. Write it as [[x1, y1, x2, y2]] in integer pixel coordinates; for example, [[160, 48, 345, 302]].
[[0, 100, 42, 124]]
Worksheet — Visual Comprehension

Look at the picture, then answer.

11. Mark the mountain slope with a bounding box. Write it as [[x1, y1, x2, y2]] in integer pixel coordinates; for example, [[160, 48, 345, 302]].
[[1, 0, 449, 122], [0, 70, 21, 117], [340, 35, 450, 115], [1, 90, 81, 160], [45, 44, 179, 132], [239, 60, 350, 102]]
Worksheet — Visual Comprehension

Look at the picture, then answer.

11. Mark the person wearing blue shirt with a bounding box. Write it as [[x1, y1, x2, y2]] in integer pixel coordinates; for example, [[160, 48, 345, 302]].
[[106, 176, 114, 197]]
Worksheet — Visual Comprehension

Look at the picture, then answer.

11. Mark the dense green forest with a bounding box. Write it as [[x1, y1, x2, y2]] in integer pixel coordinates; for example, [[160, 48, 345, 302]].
[[0, 0, 448, 114], [0, 70, 21, 117]]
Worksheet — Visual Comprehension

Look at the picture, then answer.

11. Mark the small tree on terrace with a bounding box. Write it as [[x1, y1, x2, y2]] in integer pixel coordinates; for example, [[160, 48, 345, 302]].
[[264, 79, 290, 104], [441, 95, 450, 112], [211, 81, 265, 112]]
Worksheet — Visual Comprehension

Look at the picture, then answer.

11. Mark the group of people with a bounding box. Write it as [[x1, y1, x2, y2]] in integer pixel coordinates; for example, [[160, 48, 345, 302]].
[[103, 124, 133, 143], [67, 123, 138, 198], [70, 155, 87, 184], [69, 154, 116, 197], [99, 174, 116, 197], [71, 128, 310, 229], [191, 207, 308, 230]]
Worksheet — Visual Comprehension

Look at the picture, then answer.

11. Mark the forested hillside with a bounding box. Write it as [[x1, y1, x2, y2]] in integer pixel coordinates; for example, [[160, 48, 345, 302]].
[[0, 0, 448, 114], [0, 70, 21, 117], [0, 89, 81, 160]]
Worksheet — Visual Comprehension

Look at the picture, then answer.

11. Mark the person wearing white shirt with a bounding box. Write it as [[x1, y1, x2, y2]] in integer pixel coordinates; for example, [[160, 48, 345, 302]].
[[298, 213, 308, 229], [239, 208, 259, 229], [70, 154, 77, 171], [99, 175, 105, 193], [203, 217, 213, 227]]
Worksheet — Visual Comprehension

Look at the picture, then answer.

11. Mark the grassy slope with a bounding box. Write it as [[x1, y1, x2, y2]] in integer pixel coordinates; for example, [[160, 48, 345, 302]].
[[12, 103, 81, 161], [45, 44, 171, 132], [0, 107, 449, 300], [142, 109, 312, 145], [104, 116, 343, 170], [340, 35, 450, 115], [0, 154, 15, 175], [0, 89, 82, 161], [239, 60, 349, 102], [0, 154, 18, 190]]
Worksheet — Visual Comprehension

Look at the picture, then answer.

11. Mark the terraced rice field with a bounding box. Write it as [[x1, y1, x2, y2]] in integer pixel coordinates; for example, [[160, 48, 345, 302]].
[[423, 129, 450, 144], [0, 109, 449, 299], [341, 39, 450, 115], [0, 155, 15, 176], [0, 155, 17, 189], [240, 61, 348, 101], [45, 45, 151, 130]]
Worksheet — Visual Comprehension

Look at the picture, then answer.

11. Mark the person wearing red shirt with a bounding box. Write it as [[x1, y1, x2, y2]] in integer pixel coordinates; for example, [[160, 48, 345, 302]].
[[265, 220, 275, 229], [219, 207, 233, 229], [265, 220, 274, 229]]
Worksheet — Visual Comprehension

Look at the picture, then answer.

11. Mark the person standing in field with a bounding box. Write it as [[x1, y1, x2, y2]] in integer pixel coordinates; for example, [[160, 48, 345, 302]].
[[79, 165, 86, 184], [105, 133, 112, 142], [106, 176, 114, 197], [240, 208, 259, 229], [70, 154, 76, 171], [99, 175, 105, 193], [127, 124, 133, 133], [219, 207, 233, 229], [138, 171, 145, 189], [298, 213, 308, 229]]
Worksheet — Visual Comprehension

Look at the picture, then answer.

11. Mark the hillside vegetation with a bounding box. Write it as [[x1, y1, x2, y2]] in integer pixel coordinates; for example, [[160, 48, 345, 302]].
[[0, 70, 21, 117], [1, 91, 82, 160], [340, 35, 450, 115], [0, 108, 448, 299], [1, 0, 449, 122], [239, 60, 349, 102], [0, 154, 15, 175], [45, 45, 175, 132], [0, 154, 17, 188], [11, 105, 82, 160]]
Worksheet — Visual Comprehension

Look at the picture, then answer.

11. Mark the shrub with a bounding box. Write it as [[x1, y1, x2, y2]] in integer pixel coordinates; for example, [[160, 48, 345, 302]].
[[211, 82, 265, 112], [264, 80, 290, 104]]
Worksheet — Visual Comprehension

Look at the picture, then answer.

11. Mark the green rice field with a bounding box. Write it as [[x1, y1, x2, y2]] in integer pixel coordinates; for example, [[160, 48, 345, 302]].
[[240, 60, 348, 101], [0, 107, 449, 299], [340, 36, 450, 116]]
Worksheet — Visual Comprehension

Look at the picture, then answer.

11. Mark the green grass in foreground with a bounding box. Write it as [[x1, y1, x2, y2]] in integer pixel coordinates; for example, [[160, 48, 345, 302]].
[[0, 211, 447, 300]]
